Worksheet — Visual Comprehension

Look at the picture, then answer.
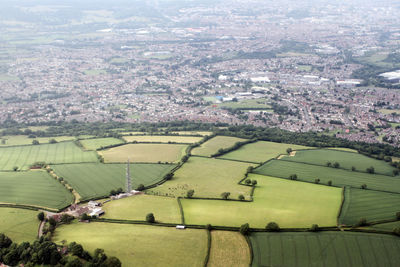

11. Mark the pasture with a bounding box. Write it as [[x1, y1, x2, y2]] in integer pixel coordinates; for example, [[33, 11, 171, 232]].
[[191, 136, 246, 157], [122, 135, 203, 144], [208, 231, 251, 267], [254, 160, 400, 193], [220, 141, 311, 163], [250, 231, 400, 267], [53, 222, 208, 267], [181, 174, 341, 228], [0, 207, 39, 243], [99, 143, 187, 163], [282, 149, 397, 176], [0, 171, 74, 210], [0, 135, 75, 146], [102, 194, 181, 223], [218, 98, 271, 110], [170, 131, 213, 136], [51, 163, 176, 200], [339, 187, 400, 225], [150, 157, 255, 199], [369, 221, 400, 231], [79, 137, 124, 150], [0, 141, 98, 171]]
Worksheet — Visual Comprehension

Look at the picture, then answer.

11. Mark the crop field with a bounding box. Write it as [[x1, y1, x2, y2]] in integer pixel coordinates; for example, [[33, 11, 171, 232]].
[[0, 171, 73, 210], [250, 231, 400, 267], [170, 131, 213, 136], [53, 222, 208, 267], [217, 98, 271, 110], [51, 163, 176, 200], [254, 160, 400, 193], [181, 174, 341, 228], [369, 221, 400, 231], [122, 135, 204, 144], [282, 149, 397, 176], [339, 187, 400, 225], [220, 141, 311, 163], [208, 231, 250, 267], [0, 135, 76, 146], [102, 194, 181, 223], [191, 136, 246, 157], [0, 141, 98, 170], [0, 207, 39, 243], [99, 143, 187, 163], [150, 157, 255, 199], [79, 137, 124, 150]]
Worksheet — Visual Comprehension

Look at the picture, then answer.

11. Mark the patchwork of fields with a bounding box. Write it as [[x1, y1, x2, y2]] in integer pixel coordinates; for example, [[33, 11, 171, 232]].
[[51, 163, 176, 200], [254, 160, 400, 193], [191, 136, 246, 157], [0, 135, 76, 146], [0, 170, 74, 210], [79, 137, 124, 150], [0, 141, 98, 170], [250, 232, 400, 267], [122, 135, 204, 144]]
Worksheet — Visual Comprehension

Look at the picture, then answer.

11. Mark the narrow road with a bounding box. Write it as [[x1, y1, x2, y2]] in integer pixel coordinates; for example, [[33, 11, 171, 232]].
[[38, 220, 45, 238]]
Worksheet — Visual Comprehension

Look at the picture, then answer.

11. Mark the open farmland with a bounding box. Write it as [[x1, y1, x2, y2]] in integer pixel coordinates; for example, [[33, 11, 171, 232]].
[[369, 221, 400, 231], [0, 141, 98, 171], [208, 231, 250, 267], [191, 136, 246, 157], [250, 231, 400, 267], [170, 131, 213, 136], [79, 137, 124, 150], [181, 174, 341, 228], [51, 163, 176, 200], [53, 222, 208, 267], [254, 160, 400, 193], [99, 143, 187, 163], [282, 149, 397, 176], [150, 157, 255, 199], [0, 135, 76, 146], [0, 207, 39, 243], [0, 171, 73, 210], [102, 194, 181, 223], [339, 187, 400, 225], [122, 135, 203, 144], [220, 141, 311, 163]]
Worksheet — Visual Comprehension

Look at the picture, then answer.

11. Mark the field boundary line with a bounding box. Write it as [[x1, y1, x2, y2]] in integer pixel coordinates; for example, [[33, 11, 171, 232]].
[[177, 197, 185, 225], [203, 229, 212, 267], [244, 235, 254, 267], [337, 186, 348, 226]]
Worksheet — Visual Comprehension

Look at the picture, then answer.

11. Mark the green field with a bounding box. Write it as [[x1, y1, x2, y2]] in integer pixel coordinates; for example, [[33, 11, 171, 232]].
[[51, 163, 176, 200], [122, 135, 204, 144], [191, 136, 246, 157], [339, 187, 400, 225], [0, 171, 73, 210], [379, 109, 400, 115], [150, 157, 255, 199], [0, 141, 98, 171], [217, 98, 271, 110], [83, 69, 107, 75], [0, 135, 75, 146], [208, 231, 250, 267], [250, 231, 400, 267], [220, 141, 311, 163], [79, 137, 124, 150], [99, 143, 187, 163], [181, 174, 341, 228], [102, 194, 181, 223], [254, 160, 400, 193], [170, 131, 213, 136], [0, 207, 39, 243], [53, 222, 207, 267], [369, 221, 400, 231], [282, 149, 397, 176]]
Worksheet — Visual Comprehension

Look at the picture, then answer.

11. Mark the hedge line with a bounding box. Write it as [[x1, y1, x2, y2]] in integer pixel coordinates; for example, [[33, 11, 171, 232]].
[[203, 229, 212, 267], [177, 197, 185, 225]]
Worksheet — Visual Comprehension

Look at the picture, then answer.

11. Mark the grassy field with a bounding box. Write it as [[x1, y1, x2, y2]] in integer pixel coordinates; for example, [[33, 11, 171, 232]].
[[254, 160, 400, 193], [208, 231, 250, 267], [99, 144, 187, 163], [0, 135, 75, 146], [0, 141, 98, 171], [84, 69, 107, 75], [0, 207, 39, 243], [102, 194, 181, 223], [79, 137, 124, 150], [122, 135, 203, 144], [0, 171, 73, 210], [369, 221, 400, 231], [191, 136, 246, 157], [378, 109, 400, 115], [250, 231, 400, 267], [150, 157, 255, 199], [339, 187, 400, 225], [53, 222, 207, 267], [170, 131, 213, 136], [282, 149, 397, 176], [181, 174, 341, 228], [217, 98, 271, 110], [220, 141, 311, 163], [51, 163, 176, 200]]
